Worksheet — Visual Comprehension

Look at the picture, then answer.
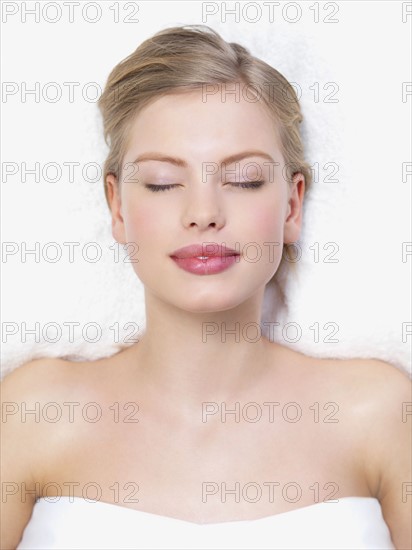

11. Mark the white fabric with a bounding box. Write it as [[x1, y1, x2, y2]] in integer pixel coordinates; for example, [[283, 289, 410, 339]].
[[17, 496, 395, 550], [2, 4, 410, 379]]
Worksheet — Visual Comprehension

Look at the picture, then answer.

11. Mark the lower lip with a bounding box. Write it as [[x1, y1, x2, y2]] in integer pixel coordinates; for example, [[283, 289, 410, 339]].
[[170, 255, 240, 275]]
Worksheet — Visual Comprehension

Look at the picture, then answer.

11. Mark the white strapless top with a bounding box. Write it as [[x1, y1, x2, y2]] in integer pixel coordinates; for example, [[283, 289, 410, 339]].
[[16, 496, 395, 550]]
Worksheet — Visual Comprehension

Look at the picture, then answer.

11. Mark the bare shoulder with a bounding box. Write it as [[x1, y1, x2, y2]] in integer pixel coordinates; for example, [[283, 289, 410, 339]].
[[1, 350, 132, 445], [1, 358, 80, 424], [296, 351, 411, 405], [1, 353, 119, 400], [306, 355, 411, 445], [0, 358, 76, 549], [338, 356, 411, 390], [353, 359, 411, 549], [1, 356, 108, 482], [2, 357, 80, 393], [329, 356, 410, 404], [322, 357, 411, 548], [1, 355, 119, 549], [1, 356, 96, 458]]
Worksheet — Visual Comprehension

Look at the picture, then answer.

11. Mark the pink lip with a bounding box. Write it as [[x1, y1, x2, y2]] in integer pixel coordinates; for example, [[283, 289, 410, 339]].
[[170, 243, 240, 259], [170, 243, 241, 276]]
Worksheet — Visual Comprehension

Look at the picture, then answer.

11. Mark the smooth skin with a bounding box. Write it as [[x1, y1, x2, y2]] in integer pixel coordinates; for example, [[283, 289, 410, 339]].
[[1, 87, 411, 549]]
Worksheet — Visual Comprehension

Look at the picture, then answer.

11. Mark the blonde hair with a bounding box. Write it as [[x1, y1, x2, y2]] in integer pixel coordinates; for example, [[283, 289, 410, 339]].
[[97, 24, 312, 287]]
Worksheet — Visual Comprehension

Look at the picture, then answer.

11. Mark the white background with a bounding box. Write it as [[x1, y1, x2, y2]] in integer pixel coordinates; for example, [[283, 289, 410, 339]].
[[1, 1, 411, 377]]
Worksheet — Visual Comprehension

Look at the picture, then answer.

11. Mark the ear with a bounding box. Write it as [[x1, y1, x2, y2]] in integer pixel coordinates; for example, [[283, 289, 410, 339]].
[[106, 174, 127, 245], [283, 172, 305, 244]]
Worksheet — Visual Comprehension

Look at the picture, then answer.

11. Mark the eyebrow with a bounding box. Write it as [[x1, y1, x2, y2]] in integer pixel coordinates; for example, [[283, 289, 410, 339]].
[[132, 150, 275, 167]]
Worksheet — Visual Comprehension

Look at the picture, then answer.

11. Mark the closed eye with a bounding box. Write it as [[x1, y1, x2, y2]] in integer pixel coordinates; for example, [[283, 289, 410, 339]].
[[144, 183, 179, 192], [227, 181, 265, 189], [144, 181, 265, 192]]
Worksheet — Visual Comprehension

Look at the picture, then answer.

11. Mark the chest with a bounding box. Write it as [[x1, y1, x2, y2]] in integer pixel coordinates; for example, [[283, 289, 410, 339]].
[[36, 401, 369, 522]]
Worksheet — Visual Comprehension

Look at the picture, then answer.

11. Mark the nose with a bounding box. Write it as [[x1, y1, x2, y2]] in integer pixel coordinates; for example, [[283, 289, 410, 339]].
[[181, 180, 225, 231]]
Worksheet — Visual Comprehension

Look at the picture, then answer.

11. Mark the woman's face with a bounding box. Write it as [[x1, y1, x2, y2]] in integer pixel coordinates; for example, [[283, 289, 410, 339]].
[[107, 87, 304, 312]]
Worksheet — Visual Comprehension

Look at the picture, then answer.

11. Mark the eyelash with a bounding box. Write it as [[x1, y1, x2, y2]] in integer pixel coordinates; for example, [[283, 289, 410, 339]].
[[144, 181, 265, 192]]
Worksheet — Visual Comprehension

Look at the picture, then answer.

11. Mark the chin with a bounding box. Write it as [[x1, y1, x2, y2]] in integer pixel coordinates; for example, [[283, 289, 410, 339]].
[[178, 291, 253, 314]]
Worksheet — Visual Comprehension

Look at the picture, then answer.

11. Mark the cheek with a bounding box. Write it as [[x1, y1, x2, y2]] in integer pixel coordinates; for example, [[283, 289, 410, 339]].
[[122, 200, 167, 246], [247, 202, 285, 240], [122, 202, 167, 279], [241, 202, 285, 270]]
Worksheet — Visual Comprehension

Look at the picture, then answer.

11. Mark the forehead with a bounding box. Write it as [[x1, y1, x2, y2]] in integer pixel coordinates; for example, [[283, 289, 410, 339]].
[[125, 88, 282, 160]]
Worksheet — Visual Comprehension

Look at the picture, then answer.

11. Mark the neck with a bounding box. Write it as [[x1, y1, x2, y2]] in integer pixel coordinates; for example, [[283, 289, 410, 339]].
[[131, 286, 275, 415]]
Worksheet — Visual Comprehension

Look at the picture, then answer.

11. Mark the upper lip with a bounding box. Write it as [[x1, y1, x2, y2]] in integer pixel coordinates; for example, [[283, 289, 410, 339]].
[[170, 243, 240, 259]]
